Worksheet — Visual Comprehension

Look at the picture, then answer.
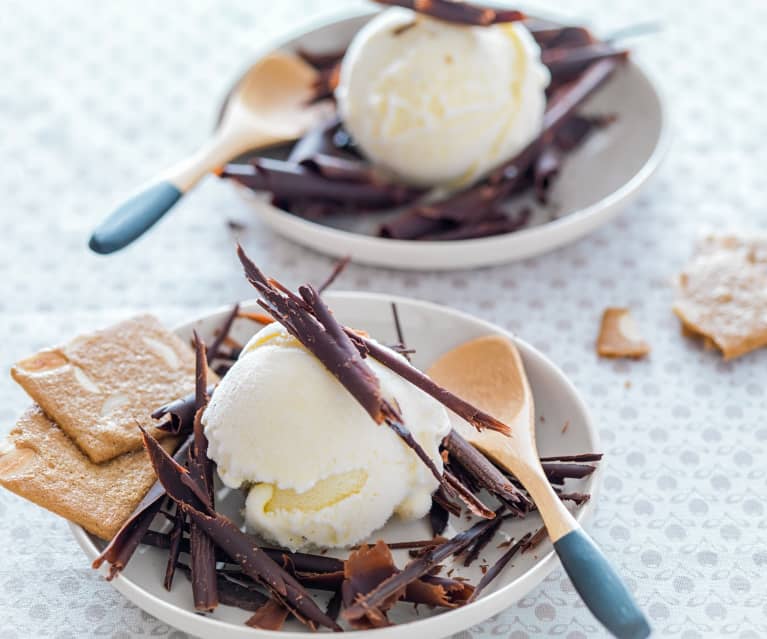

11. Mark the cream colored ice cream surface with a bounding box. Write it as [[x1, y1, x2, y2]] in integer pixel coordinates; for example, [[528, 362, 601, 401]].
[[203, 322, 451, 551], [335, 7, 549, 189]]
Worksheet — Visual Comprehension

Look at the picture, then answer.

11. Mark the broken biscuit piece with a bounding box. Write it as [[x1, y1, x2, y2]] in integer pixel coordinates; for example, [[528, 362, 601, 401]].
[[596, 307, 650, 359], [0, 407, 178, 540], [673, 233, 767, 359], [11, 315, 208, 463]]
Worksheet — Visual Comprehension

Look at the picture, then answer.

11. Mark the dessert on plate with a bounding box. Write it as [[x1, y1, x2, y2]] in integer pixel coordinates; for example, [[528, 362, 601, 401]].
[[0, 246, 602, 631], [220, 0, 630, 241]]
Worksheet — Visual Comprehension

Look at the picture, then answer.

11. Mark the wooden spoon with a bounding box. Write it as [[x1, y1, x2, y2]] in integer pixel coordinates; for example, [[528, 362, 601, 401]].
[[428, 335, 650, 639], [88, 52, 334, 254]]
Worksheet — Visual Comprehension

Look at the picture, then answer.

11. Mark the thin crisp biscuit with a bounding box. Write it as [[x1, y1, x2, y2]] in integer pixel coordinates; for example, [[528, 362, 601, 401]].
[[673, 233, 767, 359], [0, 407, 178, 540], [596, 307, 650, 359], [11, 315, 204, 463]]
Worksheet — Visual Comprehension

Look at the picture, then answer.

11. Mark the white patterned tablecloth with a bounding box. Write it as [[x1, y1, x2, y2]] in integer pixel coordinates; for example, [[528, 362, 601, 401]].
[[1, 1, 766, 637]]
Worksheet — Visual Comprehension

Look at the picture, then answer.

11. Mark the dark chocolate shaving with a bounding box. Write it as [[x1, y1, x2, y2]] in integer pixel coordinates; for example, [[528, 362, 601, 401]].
[[373, 0, 523, 26], [543, 44, 629, 83], [163, 506, 185, 591], [92, 435, 192, 578], [297, 48, 346, 71], [222, 158, 422, 209], [461, 514, 505, 567], [533, 144, 563, 203], [467, 532, 530, 602], [343, 516, 500, 622], [237, 310, 274, 325], [531, 25, 594, 49], [187, 333, 218, 612], [444, 430, 531, 513], [342, 541, 403, 629], [245, 600, 290, 630], [406, 574, 474, 607], [141, 427, 340, 631], [521, 526, 548, 553], [429, 498, 450, 536], [420, 210, 532, 241], [180, 564, 269, 612], [207, 303, 240, 365], [346, 331, 511, 435], [541, 461, 596, 485], [326, 587, 344, 621], [443, 470, 495, 519], [539, 453, 603, 462], [317, 255, 351, 294], [153, 385, 216, 435], [288, 115, 342, 165]]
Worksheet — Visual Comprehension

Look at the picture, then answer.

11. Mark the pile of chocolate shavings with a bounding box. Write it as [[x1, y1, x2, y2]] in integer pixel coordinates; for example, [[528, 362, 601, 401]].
[[93, 249, 601, 631], [219, 8, 629, 241]]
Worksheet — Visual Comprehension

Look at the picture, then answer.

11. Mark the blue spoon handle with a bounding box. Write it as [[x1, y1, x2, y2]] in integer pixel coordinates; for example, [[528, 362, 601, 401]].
[[89, 181, 182, 254], [554, 527, 651, 639]]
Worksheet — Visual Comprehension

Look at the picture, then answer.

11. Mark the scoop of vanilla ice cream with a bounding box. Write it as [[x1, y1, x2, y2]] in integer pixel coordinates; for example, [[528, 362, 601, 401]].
[[335, 8, 549, 189], [203, 322, 451, 550]]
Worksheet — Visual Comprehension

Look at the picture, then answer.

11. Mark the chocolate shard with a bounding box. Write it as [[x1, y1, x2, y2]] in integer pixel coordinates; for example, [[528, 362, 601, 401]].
[[245, 599, 290, 630], [531, 25, 594, 49], [541, 461, 596, 484], [444, 430, 530, 513], [326, 587, 344, 621], [152, 385, 216, 435], [406, 574, 474, 607], [163, 506, 185, 591], [302, 154, 381, 184], [141, 427, 340, 631], [467, 532, 531, 602], [373, 0, 523, 26], [296, 48, 346, 71], [539, 453, 603, 462], [92, 435, 193, 578], [343, 516, 499, 622], [443, 470, 495, 519], [342, 541, 403, 629], [521, 526, 547, 554], [429, 498, 450, 536], [180, 564, 269, 613], [345, 331, 511, 436], [222, 158, 422, 209], [317, 255, 351, 294], [461, 514, 505, 567], [420, 210, 532, 241], [206, 304, 240, 365], [554, 113, 616, 152], [543, 44, 629, 83]]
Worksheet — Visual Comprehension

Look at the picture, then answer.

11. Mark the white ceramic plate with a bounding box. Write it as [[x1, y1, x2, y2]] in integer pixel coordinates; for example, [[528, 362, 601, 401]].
[[71, 293, 601, 638], [224, 9, 669, 270]]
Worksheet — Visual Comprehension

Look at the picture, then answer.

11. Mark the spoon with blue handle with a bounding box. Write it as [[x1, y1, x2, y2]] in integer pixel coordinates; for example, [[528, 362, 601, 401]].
[[88, 52, 334, 254], [428, 336, 651, 639]]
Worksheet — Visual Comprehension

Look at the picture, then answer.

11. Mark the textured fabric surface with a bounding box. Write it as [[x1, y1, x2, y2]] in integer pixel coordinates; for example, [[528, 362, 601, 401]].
[[1, 0, 766, 637]]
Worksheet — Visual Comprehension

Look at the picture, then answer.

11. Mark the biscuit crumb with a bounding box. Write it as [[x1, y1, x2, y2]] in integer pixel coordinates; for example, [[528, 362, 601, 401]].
[[596, 308, 650, 359]]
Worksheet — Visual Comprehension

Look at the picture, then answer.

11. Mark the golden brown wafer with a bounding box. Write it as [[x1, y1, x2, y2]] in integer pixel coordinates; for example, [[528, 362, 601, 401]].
[[0, 407, 177, 540], [596, 307, 650, 359], [11, 314, 203, 462]]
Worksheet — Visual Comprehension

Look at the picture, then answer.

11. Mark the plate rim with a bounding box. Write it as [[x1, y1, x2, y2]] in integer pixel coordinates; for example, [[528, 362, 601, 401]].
[[218, 7, 671, 270], [71, 292, 602, 638]]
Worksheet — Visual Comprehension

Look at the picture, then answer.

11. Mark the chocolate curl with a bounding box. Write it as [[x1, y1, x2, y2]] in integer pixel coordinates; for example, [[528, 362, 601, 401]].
[[236, 246, 491, 517], [342, 541, 403, 629], [531, 25, 594, 49], [443, 471, 496, 519], [180, 565, 269, 612], [302, 154, 381, 183], [92, 435, 192, 578], [152, 385, 216, 435], [466, 532, 531, 602], [420, 209, 532, 241], [317, 255, 351, 294], [533, 144, 563, 203], [539, 452, 603, 462], [343, 516, 499, 623], [206, 303, 239, 364], [345, 331, 511, 436], [444, 430, 531, 513], [222, 158, 422, 209], [245, 600, 290, 630], [163, 506, 185, 590], [297, 48, 345, 71], [543, 44, 629, 83], [461, 513, 505, 567], [429, 499, 450, 536], [407, 574, 474, 607], [521, 525, 547, 553], [326, 588, 344, 621], [373, 0, 523, 26], [237, 310, 274, 325], [541, 461, 596, 485], [187, 333, 218, 612], [141, 428, 340, 631]]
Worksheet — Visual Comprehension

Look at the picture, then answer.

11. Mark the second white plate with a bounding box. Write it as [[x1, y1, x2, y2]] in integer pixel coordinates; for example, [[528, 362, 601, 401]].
[[227, 9, 668, 270]]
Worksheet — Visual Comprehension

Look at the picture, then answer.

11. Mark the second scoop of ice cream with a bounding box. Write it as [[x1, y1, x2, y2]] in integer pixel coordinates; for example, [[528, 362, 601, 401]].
[[335, 8, 550, 189], [203, 322, 451, 550]]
